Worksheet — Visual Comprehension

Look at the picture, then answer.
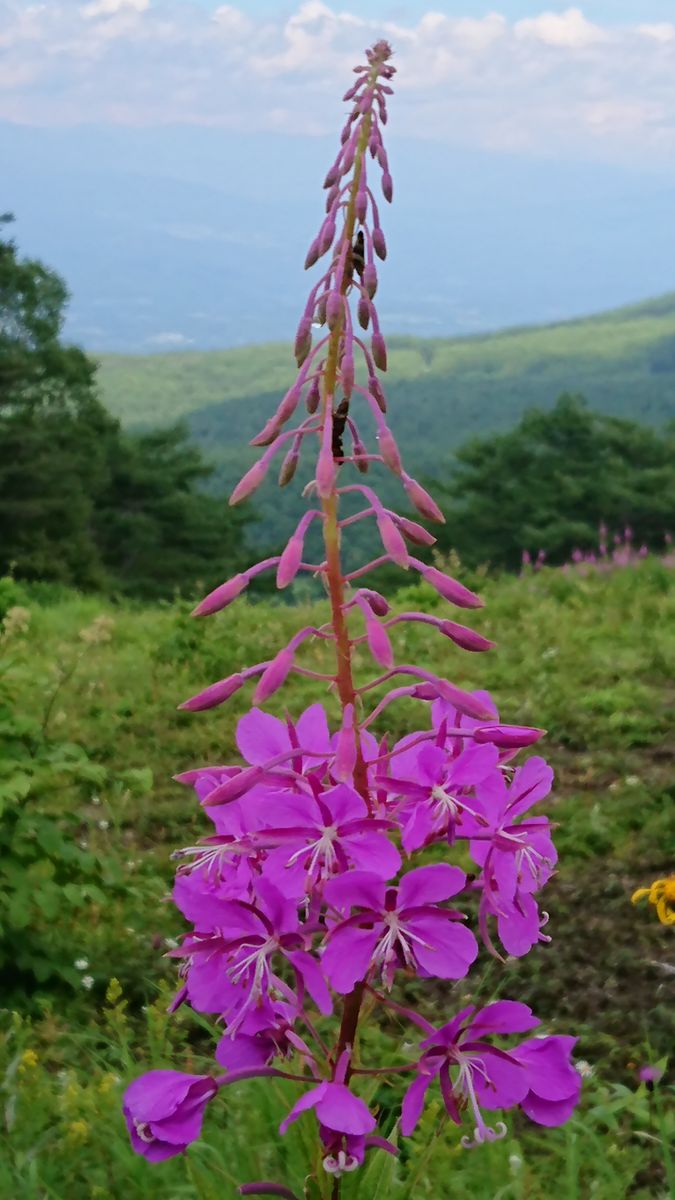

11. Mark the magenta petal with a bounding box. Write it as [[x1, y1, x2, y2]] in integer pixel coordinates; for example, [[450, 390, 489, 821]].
[[346, 831, 401, 878], [296, 702, 331, 758], [237, 709, 289, 766], [515, 1036, 580, 1101], [468, 1001, 540, 1037], [408, 915, 478, 979], [322, 925, 380, 993], [400, 1071, 435, 1135], [216, 1032, 273, 1072], [398, 863, 466, 908], [401, 803, 435, 854], [323, 782, 366, 824], [287, 950, 333, 1015], [124, 1071, 197, 1122], [472, 1048, 529, 1111], [315, 1084, 376, 1135], [279, 1084, 324, 1134], [324, 871, 386, 913], [520, 1090, 580, 1127], [497, 894, 542, 957]]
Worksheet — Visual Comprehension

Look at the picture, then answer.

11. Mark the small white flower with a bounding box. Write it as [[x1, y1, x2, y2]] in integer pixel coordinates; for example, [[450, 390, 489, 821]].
[[74, 958, 89, 971], [509, 1154, 523, 1174], [625, 775, 640, 787], [79, 840, 89, 850], [98, 819, 110, 831], [575, 1059, 594, 1078], [91, 795, 101, 806], [81, 975, 94, 990], [164, 937, 179, 950]]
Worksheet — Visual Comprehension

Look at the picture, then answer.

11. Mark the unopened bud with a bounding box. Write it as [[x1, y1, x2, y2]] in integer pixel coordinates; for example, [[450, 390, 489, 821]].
[[341, 352, 355, 399], [377, 422, 401, 473], [355, 186, 368, 224], [230, 457, 269, 506], [206, 765, 263, 807], [305, 376, 321, 414], [438, 621, 495, 653], [381, 171, 393, 202], [319, 217, 336, 256], [304, 236, 320, 270], [363, 262, 378, 298], [254, 646, 295, 704], [372, 331, 387, 371], [417, 563, 483, 609], [402, 474, 445, 523], [396, 516, 435, 546], [294, 316, 312, 367], [358, 296, 371, 329], [369, 374, 386, 412], [365, 612, 394, 668], [278, 448, 299, 487], [326, 291, 343, 331], [178, 672, 244, 712], [192, 572, 248, 617], [377, 512, 409, 568], [373, 227, 387, 260], [277, 533, 305, 588], [334, 703, 357, 781], [473, 724, 545, 749]]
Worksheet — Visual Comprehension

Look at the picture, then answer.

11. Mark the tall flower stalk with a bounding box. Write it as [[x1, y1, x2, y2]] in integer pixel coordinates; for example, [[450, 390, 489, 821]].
[[123, 41, 581, 1198]]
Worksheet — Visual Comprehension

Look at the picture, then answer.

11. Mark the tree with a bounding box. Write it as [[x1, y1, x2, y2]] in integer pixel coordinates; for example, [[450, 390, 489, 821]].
[[433, 394, 675, 570], [0, 218, 250, 596]]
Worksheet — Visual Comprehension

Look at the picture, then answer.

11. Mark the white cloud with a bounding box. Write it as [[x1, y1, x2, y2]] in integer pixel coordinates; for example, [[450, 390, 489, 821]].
[[1, 2, 674, 162], [80, 0, 149, 18], [514, 8, 605, 49], [146, 331, 194, 347]]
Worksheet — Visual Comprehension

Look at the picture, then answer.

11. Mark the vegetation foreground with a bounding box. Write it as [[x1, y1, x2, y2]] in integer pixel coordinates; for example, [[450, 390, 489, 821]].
[[1, 560, 673, 1198]]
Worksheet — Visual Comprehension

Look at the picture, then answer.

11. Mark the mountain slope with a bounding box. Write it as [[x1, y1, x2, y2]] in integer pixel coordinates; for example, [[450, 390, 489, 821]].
[[98, 293, 675, 544]]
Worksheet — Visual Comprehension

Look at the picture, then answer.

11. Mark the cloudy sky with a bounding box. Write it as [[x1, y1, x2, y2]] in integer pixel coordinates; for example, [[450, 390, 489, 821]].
[[3, 1, 675, 349]]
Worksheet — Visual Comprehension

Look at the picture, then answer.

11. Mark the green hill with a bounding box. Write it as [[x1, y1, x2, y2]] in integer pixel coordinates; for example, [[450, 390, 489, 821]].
[[98, 293, 675, 545]]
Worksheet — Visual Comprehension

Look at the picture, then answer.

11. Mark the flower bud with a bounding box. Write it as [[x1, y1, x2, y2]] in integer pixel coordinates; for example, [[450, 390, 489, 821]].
[[381, 171, 393, 202], [294, 316, 312, 367], [254, 646, 295, 703], [206, 765, 264, 807], [324, 160, 341, 189], [230, 457, 269, 506], [363, 262, 378, 298], [438, 620, 495, 653], [396, 516, 435, 546], [376, 422, 401, 473], [315, 293, 327, 326], [437, 681, 494, 721], [316, 416, 337, 498], [372, 331, 387, 371], [358, 588, 390, 616], [304, 236, 320, 270], [343, 81, 361, 102], [365, 612, 394, 668], [326, 291, 343, 331], [376, 144, 388, 170], [373, 227, 387, 260], [305, 376, 321, 414], [342, 139, 356, 174], [355, 186, 368, 224], [278, 448, 299, 487], [325, 183, 340, 213], [334, 703, 357, 781], [402, 474, 445, 523], [276, 536, 304, 589], [358, 296, 371, 329], [341, 351, 355, 399], [369, 374, 386, 412], [416, 562, 483, 609], [192, 573, 248, 617], [377, 512, 409, 567], [178, 672, 244, 711], [473, 724, 545, 749], [319, 217, 336, 256]]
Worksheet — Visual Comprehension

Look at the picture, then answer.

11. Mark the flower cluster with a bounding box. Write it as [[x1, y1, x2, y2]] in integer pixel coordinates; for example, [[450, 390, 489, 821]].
[[123, 40, 580, 1197]]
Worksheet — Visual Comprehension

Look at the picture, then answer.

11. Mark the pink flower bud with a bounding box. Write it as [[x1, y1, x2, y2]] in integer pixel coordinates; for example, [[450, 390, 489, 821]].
[[250, 416, 281, 447], [178, 672, 244, 711], [316, 416, 337, 498], [381, 171, 393, 202], [279, 446, 299, 487], [326, 291, 343, 331], [376, 422, 401, 473], [402, 474, 445, 523], [355, 186, 368, 224], [192, 572, 248, 617], [358, 296, 371, 329], [473, 724, 545, 749], [305, 376, 321, 414], [377, 512, 409, 567], [342, 139, 357, 174], [324, 160, 341, 189], [206, 765, 264, 807], [376, 144, 388, 170], [315, 293, 327, 326], [437, 681, 493, 721], [343, 80, 361, 102], [365, 612, 394, 668], [372, 331, 387, 371], [369, 374, 386, 412], [334, 703, 357, 781], [438, 620, 495, 653], [230, 457, 269, 506], [294, 316, 312, 367], [373, 227, 387, 260], [319, 217, 336, 255], [304, 236, 320, 270], [341, 352, 355, 399], [276, 536, 304, 589], [358, 588, 390, 616], [416, 562, 483, 609], [325, 183, 340, 213], [396, 516, 435, 546], [254, 646, 295, 703], [363, 262, 378, 298]]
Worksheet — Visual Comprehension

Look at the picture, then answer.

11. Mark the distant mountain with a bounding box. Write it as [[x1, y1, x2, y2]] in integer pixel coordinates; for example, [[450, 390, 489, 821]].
[[98, 293, 675, 548]]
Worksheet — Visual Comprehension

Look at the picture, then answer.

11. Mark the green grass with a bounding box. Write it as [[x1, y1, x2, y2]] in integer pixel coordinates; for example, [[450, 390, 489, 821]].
[[1, 560, 674, 1196]]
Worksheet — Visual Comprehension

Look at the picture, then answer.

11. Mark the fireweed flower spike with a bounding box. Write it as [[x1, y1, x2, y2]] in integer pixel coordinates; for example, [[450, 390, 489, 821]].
[[124, 39, 580, 1194]]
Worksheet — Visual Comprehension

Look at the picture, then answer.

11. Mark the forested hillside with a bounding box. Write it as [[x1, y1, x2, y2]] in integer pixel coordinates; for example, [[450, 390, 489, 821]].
[[99, 292, 675, 546]]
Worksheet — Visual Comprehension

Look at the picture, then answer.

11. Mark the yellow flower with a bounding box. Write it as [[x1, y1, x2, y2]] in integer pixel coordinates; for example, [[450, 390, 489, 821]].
[[67, 1119, 89, 1146], [20, 1049, 38, 1070], [632, 876, 675, 925]]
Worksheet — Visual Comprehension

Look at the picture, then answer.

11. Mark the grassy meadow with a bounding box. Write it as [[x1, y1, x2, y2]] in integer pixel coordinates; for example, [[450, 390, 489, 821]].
[[1, 559, 674, 1198]]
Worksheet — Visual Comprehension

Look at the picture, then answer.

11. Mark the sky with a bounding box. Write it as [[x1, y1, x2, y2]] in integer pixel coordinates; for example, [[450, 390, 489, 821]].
[[2, 1, 675, 350]]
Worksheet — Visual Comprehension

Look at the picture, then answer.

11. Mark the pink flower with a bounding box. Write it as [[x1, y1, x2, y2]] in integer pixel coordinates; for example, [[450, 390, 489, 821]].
[[323, 864, 477, 991], [123, 1070, 217, 1161]]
